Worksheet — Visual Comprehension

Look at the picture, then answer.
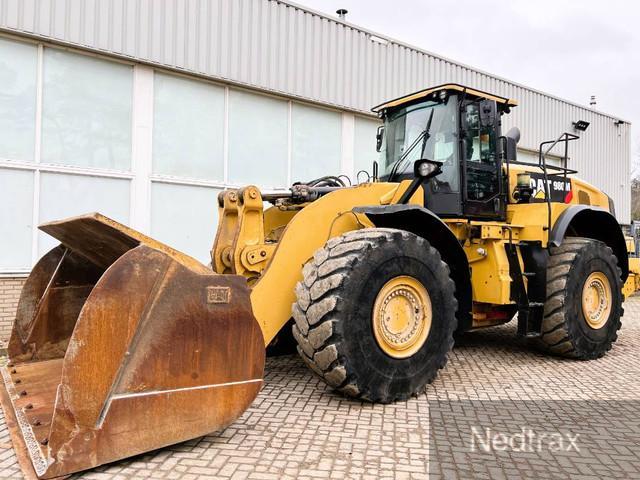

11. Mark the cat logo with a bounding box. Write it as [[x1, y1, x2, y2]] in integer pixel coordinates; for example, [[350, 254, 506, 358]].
[[206, 286, 231, 304], [529, 173, 572, 202]]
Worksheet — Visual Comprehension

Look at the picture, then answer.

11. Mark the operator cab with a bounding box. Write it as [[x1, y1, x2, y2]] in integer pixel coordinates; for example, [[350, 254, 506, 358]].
[[373, 84, 517, 220]]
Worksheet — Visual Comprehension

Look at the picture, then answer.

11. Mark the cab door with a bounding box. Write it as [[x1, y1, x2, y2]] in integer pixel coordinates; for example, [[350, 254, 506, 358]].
[[460, 100, 506, 220]]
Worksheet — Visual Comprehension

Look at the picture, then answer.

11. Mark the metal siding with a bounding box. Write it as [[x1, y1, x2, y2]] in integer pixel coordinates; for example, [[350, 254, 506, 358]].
[[0, 0, 630, 220]]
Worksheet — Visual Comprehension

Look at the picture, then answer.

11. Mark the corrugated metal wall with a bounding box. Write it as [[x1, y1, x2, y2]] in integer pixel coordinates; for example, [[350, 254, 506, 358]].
[[0, 0, 630, 220]]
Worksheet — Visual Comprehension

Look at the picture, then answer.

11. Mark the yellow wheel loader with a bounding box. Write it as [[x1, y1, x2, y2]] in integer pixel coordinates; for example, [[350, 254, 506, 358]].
[[1, 84, 634, 478]]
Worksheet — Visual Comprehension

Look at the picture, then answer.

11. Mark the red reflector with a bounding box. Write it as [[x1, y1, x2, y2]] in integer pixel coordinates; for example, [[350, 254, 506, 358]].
[[489, 310, 510, 320], [564, 190, 573, 203]]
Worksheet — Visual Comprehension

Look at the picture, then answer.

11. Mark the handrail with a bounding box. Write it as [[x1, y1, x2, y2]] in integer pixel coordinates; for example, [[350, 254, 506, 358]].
[[537, 132, 580, 233]]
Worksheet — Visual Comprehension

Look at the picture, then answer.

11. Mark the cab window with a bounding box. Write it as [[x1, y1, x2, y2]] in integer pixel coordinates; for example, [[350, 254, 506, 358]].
[[380, 98, 459, 192], [462, 103, 498, 200]]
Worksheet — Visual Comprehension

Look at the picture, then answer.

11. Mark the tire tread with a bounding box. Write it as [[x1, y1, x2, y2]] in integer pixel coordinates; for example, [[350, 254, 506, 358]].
[[537, 237, 623, 359], [292, 228, 457, 402]]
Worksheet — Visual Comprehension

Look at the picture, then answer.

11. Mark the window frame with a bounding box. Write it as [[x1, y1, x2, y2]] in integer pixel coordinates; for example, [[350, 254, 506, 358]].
[[0, 33, 379, 274], [459, 98, 505, 219], [0, 34, 137, 274]]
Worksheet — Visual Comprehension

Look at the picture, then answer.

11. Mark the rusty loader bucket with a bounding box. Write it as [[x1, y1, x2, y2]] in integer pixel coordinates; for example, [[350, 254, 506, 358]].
[[0, 213, 265, 478]]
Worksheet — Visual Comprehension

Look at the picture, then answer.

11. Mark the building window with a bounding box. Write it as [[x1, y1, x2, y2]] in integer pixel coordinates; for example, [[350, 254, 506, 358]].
[[0, 37, 386, 273], [152, 73, 225, 181], [41, 48, 133, 170], [227, 89, 288, 187], [353, 116, 381, 180], [151, 182, 220, 264], [0, 169, 34, 270], [291, 103, 342, 183], [38, 173, 131, 256], [0, 37, 37, 162]]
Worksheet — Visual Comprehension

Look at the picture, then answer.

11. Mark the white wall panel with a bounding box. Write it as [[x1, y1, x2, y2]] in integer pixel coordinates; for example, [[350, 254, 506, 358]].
[[227, 89, 288, 187], [0, 168, 34, 269], [38, 172, 130, 256], [150, 182, 220, 264], [0, 37, 37, 161], [41, 48, 133, 170], [290, 102, 341, 183], [153, 72, 225, 181], [353, 116, 381, 179]]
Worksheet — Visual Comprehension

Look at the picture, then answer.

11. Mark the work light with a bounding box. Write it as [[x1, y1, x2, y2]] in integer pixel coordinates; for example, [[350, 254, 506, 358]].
[[414, 159, 443, 179]]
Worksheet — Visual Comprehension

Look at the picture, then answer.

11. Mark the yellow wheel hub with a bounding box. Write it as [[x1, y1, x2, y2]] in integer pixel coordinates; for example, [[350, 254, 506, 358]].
[[581, 271, 612, 330], [372, 275, 432, 359]]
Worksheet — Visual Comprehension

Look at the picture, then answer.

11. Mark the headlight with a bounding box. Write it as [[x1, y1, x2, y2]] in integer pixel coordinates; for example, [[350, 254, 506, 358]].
[[413, 159, 442, 178], [417, 161, 437, 177], [413, 160, 442, 179]]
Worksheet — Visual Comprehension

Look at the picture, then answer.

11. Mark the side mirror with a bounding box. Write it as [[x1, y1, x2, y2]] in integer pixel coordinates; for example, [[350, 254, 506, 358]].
[[414, 159, 443, 180], [479, 99, 497, 128], [376, 126, 384, 152]]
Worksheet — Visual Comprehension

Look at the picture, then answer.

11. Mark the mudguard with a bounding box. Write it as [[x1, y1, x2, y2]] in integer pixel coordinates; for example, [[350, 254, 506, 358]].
[[550, 205, 628, 281], [353, 204, 473, 331]]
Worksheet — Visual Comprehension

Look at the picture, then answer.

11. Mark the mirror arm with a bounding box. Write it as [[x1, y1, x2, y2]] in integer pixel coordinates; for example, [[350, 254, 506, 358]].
[[398, 161, 443, 204], [398, 176, 424, 204]]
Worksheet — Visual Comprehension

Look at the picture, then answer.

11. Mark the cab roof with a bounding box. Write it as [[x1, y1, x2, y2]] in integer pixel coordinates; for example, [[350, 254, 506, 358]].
[[372, 83, 518, 113]]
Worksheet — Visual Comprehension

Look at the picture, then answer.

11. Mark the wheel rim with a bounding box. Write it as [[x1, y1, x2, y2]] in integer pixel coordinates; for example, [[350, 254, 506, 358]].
[[581, 271, 612, 330], [372, 275, 432, 359]]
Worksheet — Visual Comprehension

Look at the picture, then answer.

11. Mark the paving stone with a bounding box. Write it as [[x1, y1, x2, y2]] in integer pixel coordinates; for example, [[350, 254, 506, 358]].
[[1, 296, 640, 478]]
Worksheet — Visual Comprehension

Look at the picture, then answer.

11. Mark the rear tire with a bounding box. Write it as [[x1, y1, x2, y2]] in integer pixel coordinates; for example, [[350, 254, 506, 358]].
[[538, 237, 623, 359], [292, 228, 457, 403]]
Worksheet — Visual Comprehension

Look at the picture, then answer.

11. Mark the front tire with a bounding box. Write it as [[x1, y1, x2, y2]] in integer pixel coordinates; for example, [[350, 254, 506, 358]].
[[538, 237, 623, 359], [292, 228, 457, 403]]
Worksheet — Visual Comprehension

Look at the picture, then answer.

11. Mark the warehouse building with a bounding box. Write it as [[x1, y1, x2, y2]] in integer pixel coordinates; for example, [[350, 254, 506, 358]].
[[0, 0, 631, 336]]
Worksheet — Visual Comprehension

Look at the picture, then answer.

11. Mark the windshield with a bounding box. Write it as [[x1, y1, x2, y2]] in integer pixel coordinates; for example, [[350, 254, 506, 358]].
[[380, 98, 459, 191]]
